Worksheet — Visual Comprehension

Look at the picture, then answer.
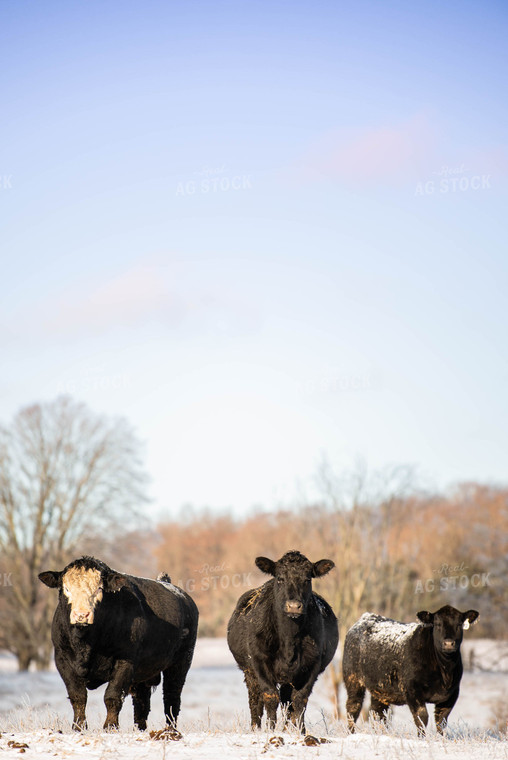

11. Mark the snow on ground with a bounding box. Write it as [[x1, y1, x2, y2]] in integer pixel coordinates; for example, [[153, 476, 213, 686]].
[[0, 638, 506, 759], [0, 727, 506, 760]]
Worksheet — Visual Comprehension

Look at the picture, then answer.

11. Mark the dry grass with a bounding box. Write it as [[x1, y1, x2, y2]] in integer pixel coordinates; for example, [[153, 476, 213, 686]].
[[1, 700, 508, 760], [487, 692, 508, 734]]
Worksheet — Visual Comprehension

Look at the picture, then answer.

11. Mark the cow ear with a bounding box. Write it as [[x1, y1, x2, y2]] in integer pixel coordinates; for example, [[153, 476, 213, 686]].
[[255, 557, 276, 576], [38, 571, 62, 588], [104, 572, 127, 593], [417, 610, 434, 626], [312, 559, 335, 577], [463, 610, 479, 629]]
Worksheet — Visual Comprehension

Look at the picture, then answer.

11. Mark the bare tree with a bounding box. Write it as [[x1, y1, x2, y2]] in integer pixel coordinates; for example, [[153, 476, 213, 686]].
[[312, 456, 419, 717], [0, 396, 148, 670]]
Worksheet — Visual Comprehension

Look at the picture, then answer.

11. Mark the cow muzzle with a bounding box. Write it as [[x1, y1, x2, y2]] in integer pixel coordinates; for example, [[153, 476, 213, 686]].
[[441, 639, 458, 652], [70, 610, 94, 625], [285, 600, 304, 617]]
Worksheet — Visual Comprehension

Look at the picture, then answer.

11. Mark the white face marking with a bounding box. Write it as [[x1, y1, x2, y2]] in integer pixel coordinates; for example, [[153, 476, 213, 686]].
[[62, 568, 103, 625]]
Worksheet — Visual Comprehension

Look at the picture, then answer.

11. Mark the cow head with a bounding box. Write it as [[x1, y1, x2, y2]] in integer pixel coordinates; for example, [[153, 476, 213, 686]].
[[39, 556, 126, 626], [255, 550, 334, 619], [417, 605, 479, 654]]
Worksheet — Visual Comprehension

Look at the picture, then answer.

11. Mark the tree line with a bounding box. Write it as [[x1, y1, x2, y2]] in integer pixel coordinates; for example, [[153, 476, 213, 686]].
[[153, 477, 506, 644], [0, 397, 505, 671]]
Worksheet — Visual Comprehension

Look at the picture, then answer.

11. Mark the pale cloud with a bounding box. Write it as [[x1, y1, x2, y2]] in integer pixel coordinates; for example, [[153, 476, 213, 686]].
[[15, 260, 261, 341], [42, 265, 180, 336], [295, 114, 439, 186]]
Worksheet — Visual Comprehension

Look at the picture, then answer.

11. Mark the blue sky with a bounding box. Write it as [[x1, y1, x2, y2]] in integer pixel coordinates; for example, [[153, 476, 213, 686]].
[[2, 1, 507, 516]]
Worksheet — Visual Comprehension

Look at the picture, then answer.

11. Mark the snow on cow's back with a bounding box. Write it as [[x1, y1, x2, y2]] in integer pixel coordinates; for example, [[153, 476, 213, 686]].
[[131, 573, 186, 598], [348, 612, 420, 657], [157, 580, 188, 600], [126, 574, 191, 623], [156, 577, 186, 599]]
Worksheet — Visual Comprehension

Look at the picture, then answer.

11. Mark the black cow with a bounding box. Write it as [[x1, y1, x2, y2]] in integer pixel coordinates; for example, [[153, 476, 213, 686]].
[[227, 550, 338, 732], [39, 556, 198, 731], [343, 605, 479, 734]]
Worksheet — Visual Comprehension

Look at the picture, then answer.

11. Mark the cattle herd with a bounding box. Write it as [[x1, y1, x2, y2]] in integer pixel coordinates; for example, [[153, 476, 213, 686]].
[[38, 552, 479, 737]]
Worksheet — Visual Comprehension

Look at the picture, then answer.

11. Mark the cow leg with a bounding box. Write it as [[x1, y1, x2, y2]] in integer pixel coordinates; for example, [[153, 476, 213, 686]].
[[244, 669, 264, 729], [288, 667, 323, 734], [103, 660, 134, 729], [279, 683, 293, 727], [250, 661, 279, 729], [344, 677, 366, 733], [434, 689, 459, 735], [161, 636, 196, 728], [369, 697, 389, 725], [162, 654, 194, 727], [67, 681, 88, 731], [131, 683, 152, 731], [263, 689, 279, 730], [289, 693, 308, 734], [408, 702, 429, 736], [55, 656, 88, 731]]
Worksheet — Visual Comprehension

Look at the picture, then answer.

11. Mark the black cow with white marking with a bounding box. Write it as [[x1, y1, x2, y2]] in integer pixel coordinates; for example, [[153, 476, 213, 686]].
[[39, 556, 198, 731], [227, 550, 338, 732], [343, 605, 479, 734]]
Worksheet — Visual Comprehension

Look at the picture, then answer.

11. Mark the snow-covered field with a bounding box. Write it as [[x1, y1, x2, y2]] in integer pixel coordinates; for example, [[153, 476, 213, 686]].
[[0, 638, 506, 759]]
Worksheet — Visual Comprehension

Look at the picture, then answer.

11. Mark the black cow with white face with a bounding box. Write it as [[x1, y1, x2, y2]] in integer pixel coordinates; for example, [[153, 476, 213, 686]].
[[227, 550, 338, 732], [343, 605, 479, 735], [39, 556, 198, 731]]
